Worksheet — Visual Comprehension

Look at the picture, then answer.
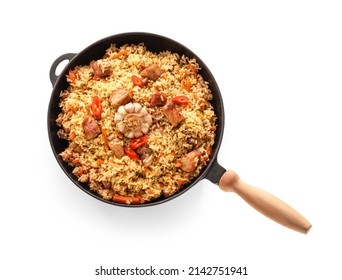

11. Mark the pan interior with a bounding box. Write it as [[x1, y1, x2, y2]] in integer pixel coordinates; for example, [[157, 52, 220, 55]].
[[48, 32, 224, 207]]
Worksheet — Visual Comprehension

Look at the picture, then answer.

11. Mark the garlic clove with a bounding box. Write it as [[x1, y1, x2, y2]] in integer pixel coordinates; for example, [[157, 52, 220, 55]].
[[144, 114, 153, 125], [117, 122, 125, 133], [126, 131, 135, 138], [134, 131, 143, 138], [140, 107, 148, 116], [117, 106, 127, 115], [141, 123, 150, 134], [124, 103, 135, 113], [114, 113, 123, 122], [133, 103, 142, 113]]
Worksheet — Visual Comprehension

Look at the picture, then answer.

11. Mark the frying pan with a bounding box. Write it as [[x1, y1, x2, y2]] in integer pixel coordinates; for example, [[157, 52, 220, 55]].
[[48, 32, 311, 234]]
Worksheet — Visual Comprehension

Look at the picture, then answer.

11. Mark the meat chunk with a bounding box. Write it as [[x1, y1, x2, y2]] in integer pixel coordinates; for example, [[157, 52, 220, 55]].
[[140, 64, 163, 81], [107, 134, 124, 158], [110, 89, 132, 109], [82, 115, 100, 140], [91, 61, 111, 78], [187, 138, 197, 145], [162, 103, 184, 127], [136, 145, 154, 167], [150, 92, 167, 107], [178, 150, 201, 172]]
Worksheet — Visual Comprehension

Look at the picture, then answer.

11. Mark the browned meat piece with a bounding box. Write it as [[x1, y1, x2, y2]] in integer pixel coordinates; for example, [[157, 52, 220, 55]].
[[136, 145, 154, 167], [107, 134, 124, 158], [150, 92, 167, 107], [110, 89, 132, 109], [140, 64, 163, 81], [91, 61, 111, 78], [162, 103, 184, 127], [178, 150, 201, 172], [82, 115, 100, 140], [187, 138, 197, 145]]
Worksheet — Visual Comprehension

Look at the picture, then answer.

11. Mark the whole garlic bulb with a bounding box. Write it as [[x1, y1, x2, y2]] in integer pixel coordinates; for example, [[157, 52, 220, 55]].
[[114, 102, 153, 138]]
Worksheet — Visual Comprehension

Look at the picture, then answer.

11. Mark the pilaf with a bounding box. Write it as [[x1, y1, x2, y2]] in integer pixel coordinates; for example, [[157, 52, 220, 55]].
[[56, 43, 216, 204]]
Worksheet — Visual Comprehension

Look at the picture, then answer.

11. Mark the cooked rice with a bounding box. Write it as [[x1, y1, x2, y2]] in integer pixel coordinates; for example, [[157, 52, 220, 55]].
[[56, 43, 216, 204]]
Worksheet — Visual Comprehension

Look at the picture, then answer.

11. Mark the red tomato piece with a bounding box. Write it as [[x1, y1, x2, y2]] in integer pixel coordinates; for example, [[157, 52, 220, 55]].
[[171, 95, 189, 105], [124, 147, 140, 160], [91, 96, 102, 119], [129, 136, 148, 150], [132, 75, 144, 88]]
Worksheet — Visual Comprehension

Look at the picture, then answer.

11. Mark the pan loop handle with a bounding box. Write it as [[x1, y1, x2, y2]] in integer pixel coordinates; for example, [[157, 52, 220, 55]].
[[49, 53, 76, 86]]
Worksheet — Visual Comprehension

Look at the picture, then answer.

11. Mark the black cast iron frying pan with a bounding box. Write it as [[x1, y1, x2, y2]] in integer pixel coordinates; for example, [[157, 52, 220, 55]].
[[48, 32, 311, 234]]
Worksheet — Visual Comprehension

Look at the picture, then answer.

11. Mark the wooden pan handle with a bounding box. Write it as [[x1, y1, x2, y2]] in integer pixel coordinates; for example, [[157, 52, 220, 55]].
[[219, 170, 312, 234]]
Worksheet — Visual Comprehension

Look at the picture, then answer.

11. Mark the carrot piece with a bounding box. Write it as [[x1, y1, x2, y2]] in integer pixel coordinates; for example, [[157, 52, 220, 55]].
[[202, 146, 213, 162], [97, 159, 104, 166], [69, 131, 76, 141], [73, 146, 82, 154], [66, 106, 77, 114], [109, 158, 126, 166], [202, 155, 209, 162], [189, 63, 197, 78], [147, 189, 155, 195], [131, 195, 143, 204], [77, 168, 83, 176], [68, 69, 76, 84], [145, 167, 152, 173], [71, 158, 80, 164], [113, 195, 143, 204], [185, 80, 191, 92], [63, 152, 72, 159], [102, 129, 109, 151], [174, 161, 182, 168], [112, 195, 129, 204], [178, 179, 188, 188], [111, 50, 127, 60], [207, 146, 213, 156], [85, 104, 92, 112], [197, 99, 207, 108], [78, 164, 89, 176], [193, 92, 199, 101]]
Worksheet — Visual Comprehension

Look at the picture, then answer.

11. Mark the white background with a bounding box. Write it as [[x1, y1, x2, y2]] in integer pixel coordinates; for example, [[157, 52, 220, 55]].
[[1, 0, 341, 279]]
